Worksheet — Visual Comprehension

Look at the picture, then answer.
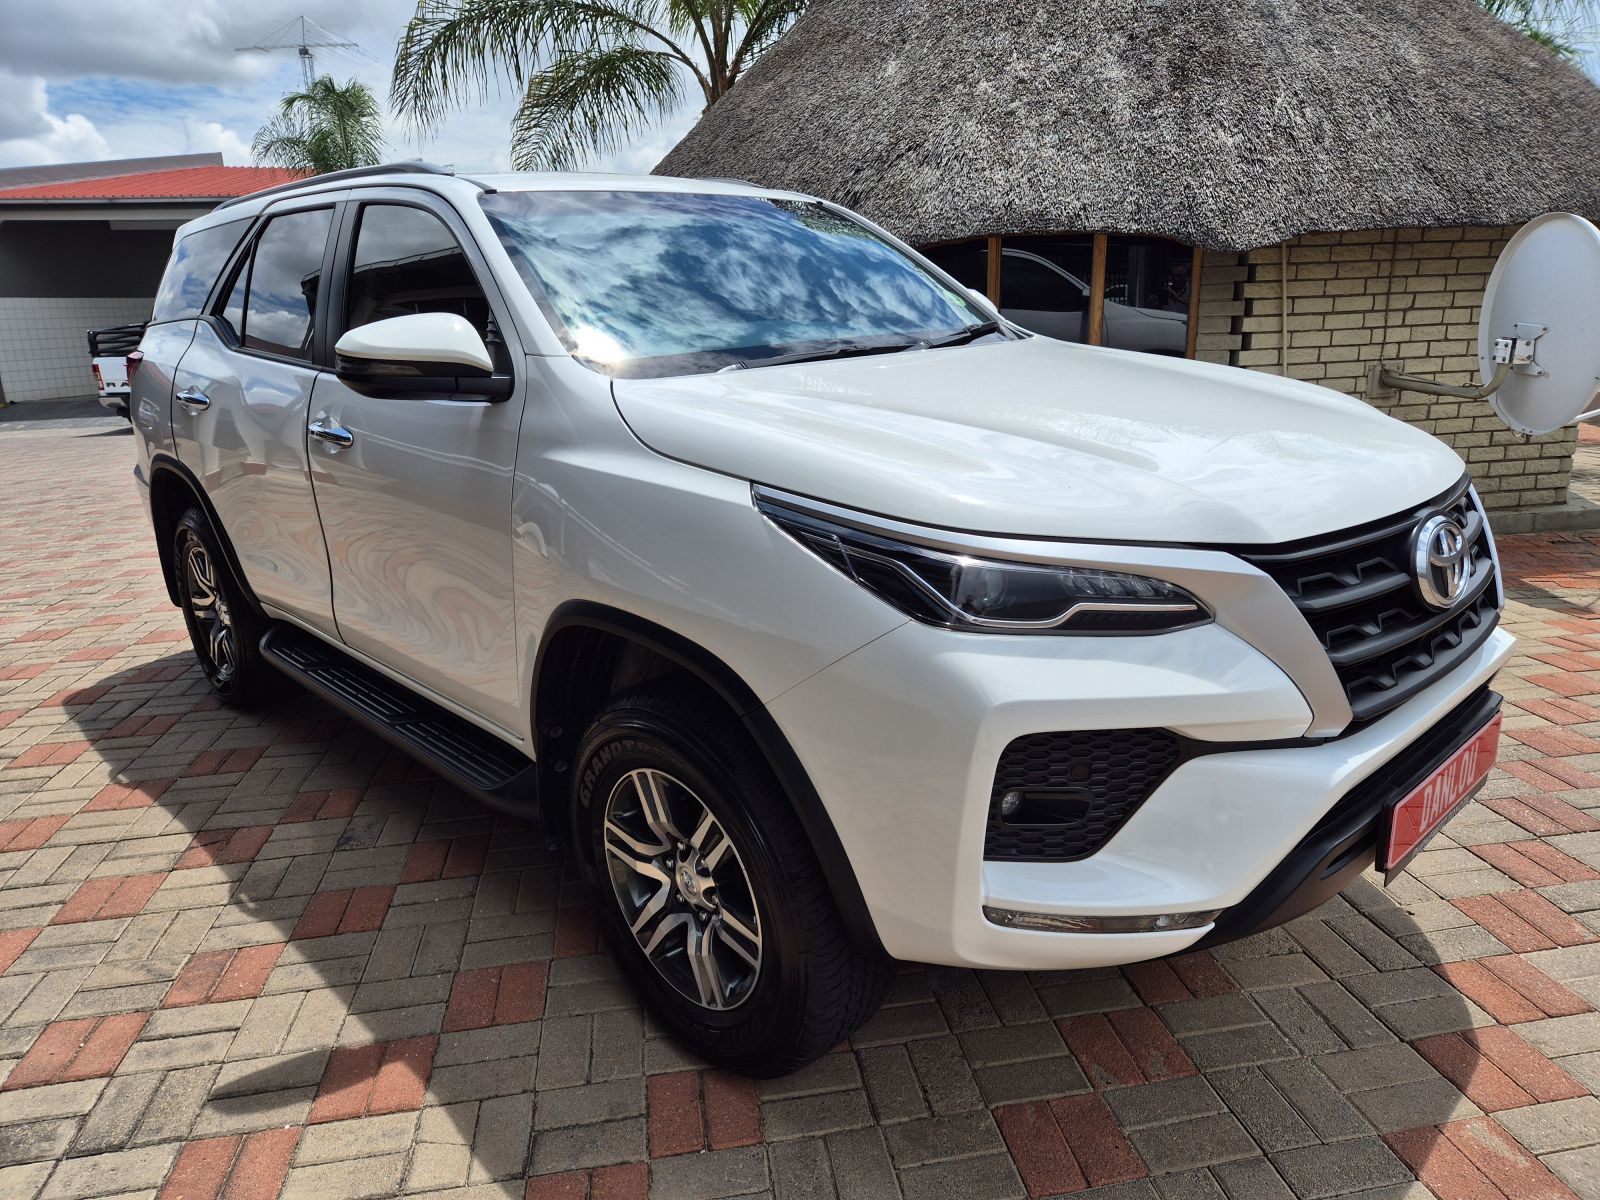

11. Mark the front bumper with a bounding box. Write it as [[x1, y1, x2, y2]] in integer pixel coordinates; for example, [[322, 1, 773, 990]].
[[1193, 684, 1502, 950], [767, 620, 1515, 970]]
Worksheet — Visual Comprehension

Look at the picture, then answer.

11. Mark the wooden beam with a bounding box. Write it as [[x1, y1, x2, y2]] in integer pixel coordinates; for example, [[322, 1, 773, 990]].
[[986, 236, 1002, 306], [1087, 233, 1108, 346], [1186, 245, 1204, 359]]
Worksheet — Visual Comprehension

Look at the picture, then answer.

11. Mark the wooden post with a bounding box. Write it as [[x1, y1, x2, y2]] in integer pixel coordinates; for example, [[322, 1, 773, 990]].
[[986, 236, 1002, 306], [1087, 233, 1109, 346], [1186, 245, 1205, 359]]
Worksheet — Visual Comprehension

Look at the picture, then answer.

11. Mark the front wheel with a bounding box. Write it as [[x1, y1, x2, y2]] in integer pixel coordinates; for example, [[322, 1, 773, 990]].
[[574, 680, 893, 1077], [173, 508, 276, 707]]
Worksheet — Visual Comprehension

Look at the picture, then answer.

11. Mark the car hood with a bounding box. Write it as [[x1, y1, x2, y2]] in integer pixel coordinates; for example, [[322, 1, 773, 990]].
[[609, 336, 1465, 544]]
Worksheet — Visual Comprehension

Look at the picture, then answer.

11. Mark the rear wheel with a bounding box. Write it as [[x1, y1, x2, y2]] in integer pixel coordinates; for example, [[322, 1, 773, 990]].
[[174, 508, 276, 707], [574, 679, 893, 1076]]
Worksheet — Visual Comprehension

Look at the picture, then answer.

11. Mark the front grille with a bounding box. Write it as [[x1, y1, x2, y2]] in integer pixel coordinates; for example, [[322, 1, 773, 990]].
[[1233, 477, 1500, 727], [985, 729, 1183, 861]]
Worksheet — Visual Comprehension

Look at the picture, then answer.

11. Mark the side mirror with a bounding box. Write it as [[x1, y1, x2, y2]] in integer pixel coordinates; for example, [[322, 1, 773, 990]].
[[335, 312, 494, 384], [965, 286, 995, 311]]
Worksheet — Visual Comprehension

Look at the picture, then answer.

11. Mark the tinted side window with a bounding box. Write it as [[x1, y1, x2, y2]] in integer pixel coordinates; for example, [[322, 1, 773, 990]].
[[151, 218, 251, 323], [219, 268, 246, 342], [345, 205, 490, 339], [242, 209, 333, 360], [920, 240, 989, 294], [1002, 252, 1089, 313]]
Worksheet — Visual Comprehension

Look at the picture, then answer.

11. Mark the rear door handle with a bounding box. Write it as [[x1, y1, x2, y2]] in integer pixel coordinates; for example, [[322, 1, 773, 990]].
[[308, 420, 354, 449], [176, 389, 211, 411]]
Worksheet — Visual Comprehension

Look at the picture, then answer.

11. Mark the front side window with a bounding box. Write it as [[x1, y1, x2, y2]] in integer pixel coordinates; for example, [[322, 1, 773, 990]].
[[481, 190, 989, 378], [231, 208, 333, 361], [344, 204, 491, 339], [1000, 238, 1095, 345], [151, 218, 250, 324], [219, 269, 246, 343], [921, 241, 989, 294], [918, 234, 1197, 358], [1102, 236, 1192, 356]]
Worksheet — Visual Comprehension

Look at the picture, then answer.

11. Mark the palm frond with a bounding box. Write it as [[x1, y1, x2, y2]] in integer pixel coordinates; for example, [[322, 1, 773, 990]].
[[728, 0, 805, 80], [254, 77, 384, 174], [392, 0, 813, 169], [1481, 0, 1600, 56], [393, 0, 709, 130], [510, 42, 684, 168], [252, 116, 318, 172]]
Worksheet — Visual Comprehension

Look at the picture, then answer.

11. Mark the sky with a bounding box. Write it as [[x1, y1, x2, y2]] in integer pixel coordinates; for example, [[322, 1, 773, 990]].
[[0, 0, 699, 175]]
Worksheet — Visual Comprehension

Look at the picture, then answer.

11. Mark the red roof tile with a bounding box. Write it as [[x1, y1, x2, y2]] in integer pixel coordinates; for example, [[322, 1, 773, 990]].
[[0, 165, 308, 201]]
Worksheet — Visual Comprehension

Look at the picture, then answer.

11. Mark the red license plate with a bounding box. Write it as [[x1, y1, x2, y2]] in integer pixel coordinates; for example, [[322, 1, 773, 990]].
[[1384, 714, 1501, 876]]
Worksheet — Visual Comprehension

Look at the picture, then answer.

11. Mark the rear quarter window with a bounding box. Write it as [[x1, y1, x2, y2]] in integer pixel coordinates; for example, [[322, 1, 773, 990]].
[[151, 218, 251, 323]]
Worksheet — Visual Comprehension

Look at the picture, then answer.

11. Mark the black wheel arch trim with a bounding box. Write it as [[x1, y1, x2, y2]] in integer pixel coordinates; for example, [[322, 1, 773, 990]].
[[533, 601, 886, 956], [146, 452, 264, 620]]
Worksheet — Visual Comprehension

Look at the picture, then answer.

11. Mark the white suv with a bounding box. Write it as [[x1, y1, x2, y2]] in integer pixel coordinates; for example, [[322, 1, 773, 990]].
[[128, 164, 1513, 1076]]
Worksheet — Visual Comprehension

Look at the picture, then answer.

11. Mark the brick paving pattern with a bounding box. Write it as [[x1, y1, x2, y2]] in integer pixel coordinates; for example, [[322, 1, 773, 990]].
[[1, 422, 1599, 1200]]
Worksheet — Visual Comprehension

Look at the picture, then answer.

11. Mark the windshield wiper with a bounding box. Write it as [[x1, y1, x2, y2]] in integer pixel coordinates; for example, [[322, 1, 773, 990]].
[[918, 321, 1003, 349], [721, 340, 921, 372], [719, 322, 1004, 373]]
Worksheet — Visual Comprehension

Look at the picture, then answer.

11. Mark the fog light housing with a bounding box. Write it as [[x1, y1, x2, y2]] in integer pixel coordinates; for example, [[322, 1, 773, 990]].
[[982, 905, 1221, 934]]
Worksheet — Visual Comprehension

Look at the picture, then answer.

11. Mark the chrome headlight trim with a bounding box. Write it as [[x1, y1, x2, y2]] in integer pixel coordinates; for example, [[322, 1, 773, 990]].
[[755, 488, 1213, 636]]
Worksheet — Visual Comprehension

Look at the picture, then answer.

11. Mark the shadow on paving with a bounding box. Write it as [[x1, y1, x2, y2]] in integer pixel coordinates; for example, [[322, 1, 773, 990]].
[[0, 398, 120, 428], [52, 649, 584, 1189], [37, 636, 1517, 1197]]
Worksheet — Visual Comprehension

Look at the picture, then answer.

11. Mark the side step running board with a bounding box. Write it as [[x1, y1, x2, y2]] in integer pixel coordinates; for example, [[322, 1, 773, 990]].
[[260, 625, 540, 817]]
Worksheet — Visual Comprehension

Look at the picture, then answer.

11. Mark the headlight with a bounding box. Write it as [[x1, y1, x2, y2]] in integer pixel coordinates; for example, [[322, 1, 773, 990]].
[[757, 495, 1211, 635]]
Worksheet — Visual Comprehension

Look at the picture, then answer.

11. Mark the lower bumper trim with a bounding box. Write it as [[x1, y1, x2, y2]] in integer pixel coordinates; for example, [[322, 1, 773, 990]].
[[983, 906, 1221, 935], [1192, 685, 1503, 951]]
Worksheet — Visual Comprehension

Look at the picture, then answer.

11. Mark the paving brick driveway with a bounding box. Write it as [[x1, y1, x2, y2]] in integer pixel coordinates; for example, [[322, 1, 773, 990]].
[[2, 418, 1599, 1200]]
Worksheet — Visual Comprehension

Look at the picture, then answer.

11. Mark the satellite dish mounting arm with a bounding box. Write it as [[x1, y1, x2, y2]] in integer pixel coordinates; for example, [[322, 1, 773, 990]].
[[1379, 358, 1513, 402], [1375, 325, 1541, 402], [1372, 319, 1599, 427]]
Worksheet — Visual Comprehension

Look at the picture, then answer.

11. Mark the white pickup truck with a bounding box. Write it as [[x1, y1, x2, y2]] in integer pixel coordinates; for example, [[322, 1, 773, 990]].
[[87, 323, 145, 417]]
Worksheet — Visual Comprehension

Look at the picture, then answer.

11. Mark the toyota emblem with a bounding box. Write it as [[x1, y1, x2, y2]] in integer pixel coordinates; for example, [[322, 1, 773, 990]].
[[1411, 514, 1470, 610]]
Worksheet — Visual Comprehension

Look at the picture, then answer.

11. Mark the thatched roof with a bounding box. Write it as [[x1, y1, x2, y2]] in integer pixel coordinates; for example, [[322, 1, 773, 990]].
[[656, 0, 1600, 252]]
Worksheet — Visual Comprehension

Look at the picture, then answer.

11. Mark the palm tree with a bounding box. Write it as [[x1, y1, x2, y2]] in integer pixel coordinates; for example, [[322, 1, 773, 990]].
[[1482, 0, 1600, 55], [253, 76, 386, 175], [391, 0, 807, 170]]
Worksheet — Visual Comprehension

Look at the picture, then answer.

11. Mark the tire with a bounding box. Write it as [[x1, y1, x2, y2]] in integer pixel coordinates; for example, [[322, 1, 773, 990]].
[[574, 679, 894, 1076], [173, 508, 277, 708]]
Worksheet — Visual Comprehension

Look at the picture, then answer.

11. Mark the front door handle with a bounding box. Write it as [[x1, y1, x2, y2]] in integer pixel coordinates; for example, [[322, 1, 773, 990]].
[[176, 389, 211, 411], [308, 420, 355, 449]]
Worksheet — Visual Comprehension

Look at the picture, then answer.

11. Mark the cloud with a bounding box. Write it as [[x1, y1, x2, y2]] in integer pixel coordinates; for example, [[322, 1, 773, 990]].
[[0, 72, 51, 141], [0, 71, 112, 167], [0, 0, 268, 86], [182, 120, 254, 166]]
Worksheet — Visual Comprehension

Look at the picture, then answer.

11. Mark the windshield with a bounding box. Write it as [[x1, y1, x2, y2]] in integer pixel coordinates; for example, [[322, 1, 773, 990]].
[[480, 189, 992, 378]]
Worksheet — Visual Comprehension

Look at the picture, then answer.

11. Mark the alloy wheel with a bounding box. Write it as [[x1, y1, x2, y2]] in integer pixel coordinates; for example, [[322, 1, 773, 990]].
[[183, 536, 236, 684], [602, 767, 763, 1010]]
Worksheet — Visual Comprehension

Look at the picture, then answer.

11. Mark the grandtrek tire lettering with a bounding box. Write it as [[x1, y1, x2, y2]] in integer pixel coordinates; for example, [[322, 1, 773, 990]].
[[130, 165, 1513, 1074]]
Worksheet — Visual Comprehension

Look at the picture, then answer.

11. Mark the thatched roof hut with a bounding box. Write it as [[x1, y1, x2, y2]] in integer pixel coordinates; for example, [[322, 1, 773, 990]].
[[658, 0, 1600, 253], [657, 0, 1597, 523]]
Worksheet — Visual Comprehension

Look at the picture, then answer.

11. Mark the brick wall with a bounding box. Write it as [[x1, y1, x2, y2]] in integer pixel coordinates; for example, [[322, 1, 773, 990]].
[[1195, 227, 1578, 512]]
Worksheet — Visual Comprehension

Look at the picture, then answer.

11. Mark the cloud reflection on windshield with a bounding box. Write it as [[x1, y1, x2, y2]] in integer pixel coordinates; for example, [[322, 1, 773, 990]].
[[480, 191, 979, 377]]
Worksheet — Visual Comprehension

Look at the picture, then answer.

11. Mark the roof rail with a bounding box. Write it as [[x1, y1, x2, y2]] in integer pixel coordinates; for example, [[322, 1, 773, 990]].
[[216, 161, 463, 210]]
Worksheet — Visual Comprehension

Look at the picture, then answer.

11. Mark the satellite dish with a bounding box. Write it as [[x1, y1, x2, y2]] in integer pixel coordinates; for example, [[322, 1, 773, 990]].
[[1478, 213, 1600, 436]]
